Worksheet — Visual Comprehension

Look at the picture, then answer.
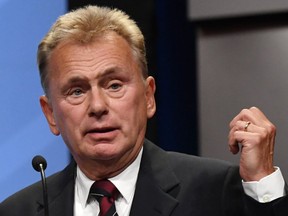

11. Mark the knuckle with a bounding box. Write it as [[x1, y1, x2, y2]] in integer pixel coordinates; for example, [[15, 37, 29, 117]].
[[239, 108, 250, 119], [240, 108, 249, 114], [250, 106, 258, 111], [266, 123, 276, 134]]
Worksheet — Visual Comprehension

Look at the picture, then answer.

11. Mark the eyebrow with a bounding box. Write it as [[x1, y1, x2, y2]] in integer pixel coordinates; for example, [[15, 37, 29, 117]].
[[96, 66, 124, 78], [64, 75, 88, 85], [61, 66, 125, 88]]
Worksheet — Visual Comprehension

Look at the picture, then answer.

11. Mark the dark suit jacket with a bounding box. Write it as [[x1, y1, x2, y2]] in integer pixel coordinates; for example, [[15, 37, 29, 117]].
[[0, 139, 284, 215]]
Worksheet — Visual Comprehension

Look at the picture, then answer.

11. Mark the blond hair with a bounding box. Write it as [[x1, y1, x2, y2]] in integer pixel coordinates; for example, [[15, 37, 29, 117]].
[[37, 5, 147, 95]]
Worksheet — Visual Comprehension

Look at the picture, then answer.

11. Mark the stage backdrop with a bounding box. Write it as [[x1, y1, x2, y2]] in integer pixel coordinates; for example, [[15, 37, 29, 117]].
[[0, 0, 69, 201]]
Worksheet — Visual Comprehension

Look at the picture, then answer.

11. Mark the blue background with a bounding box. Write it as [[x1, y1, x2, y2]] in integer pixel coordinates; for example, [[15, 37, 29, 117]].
[[0, 0, 69, 202]]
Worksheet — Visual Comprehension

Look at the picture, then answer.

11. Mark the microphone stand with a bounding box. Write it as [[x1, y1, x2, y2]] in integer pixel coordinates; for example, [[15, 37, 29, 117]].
[[32, 155, 49, 216], [39, 163, 49, 216]]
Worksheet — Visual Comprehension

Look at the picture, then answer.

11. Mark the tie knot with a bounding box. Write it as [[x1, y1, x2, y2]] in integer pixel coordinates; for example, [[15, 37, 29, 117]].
[[90, 180, 119, 216], [90, 180, 119, 200]]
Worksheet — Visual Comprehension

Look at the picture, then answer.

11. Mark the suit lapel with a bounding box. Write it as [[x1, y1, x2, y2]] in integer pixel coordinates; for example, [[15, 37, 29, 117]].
[[36, 161, 76, 216], [130, 140, 179, 216]]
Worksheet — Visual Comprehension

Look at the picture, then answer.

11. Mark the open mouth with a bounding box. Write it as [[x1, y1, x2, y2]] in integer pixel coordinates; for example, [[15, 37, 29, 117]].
[[85, 126, 119, 137], [88, 127, 115, 133]]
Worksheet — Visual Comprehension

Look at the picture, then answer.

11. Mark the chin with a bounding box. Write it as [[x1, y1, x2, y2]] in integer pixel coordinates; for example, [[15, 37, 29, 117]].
[[89, 147, 120, 160]]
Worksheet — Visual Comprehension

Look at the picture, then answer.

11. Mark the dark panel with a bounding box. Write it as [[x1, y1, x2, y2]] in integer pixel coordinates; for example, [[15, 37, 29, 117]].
[[155, 0, 198, 154]]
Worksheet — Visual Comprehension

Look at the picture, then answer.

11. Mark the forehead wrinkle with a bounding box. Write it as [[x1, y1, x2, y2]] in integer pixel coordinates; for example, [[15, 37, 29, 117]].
[[95, 66, 125, 79], [63, 66, 126, 86], [63, 53, 126, 80]]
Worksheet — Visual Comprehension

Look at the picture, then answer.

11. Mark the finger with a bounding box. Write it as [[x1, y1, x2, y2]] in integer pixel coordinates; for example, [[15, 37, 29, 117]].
[[229, 130, 257, 155], [229, 120, 263, 143], [228, 120, 242, 154], [229, 122, 274, 153], [229, 108, 255, 129], [228, 125, 241, 154], [228, 139, 239, 154], [244, 121, 251, 132], [228, 121, 257, 154], [249, 107, 269, 122], [231, 120, 254, 132], [229, 106, 271, 129], [249, 107, 276, 134], [233, 108, 276, 142]]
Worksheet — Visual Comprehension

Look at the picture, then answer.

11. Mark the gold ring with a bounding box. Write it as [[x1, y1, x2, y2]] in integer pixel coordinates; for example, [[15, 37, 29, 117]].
[[244, 121, 251, 131]]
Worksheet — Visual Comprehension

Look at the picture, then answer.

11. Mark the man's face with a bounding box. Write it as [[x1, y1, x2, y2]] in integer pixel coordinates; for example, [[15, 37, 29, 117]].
[[40, 33, 156, 173]]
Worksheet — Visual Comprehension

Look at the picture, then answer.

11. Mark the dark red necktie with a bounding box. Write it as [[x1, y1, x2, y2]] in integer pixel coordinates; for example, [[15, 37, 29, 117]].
[[90, 180, 119, 216]]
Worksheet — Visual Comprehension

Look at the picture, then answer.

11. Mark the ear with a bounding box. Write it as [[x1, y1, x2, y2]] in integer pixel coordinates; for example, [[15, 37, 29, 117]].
[[39, 95, 60, 136], [145, 76, 156, 118]]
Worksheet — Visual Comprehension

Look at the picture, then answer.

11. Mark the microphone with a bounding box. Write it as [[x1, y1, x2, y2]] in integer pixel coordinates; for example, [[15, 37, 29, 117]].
[[32, 155, 49, 216]]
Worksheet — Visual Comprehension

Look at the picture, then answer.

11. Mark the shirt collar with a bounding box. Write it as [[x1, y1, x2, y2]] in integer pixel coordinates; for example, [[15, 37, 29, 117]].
[[75, 147, 143, 208]]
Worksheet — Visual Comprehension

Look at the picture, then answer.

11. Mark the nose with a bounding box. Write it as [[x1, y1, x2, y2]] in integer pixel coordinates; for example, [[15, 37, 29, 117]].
[[88, 88, 108, 118]]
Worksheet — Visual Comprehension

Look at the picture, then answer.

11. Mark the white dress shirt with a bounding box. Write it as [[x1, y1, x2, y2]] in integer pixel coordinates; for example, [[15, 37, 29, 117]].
[[243, 167, 285, 203], [74, 148, 142, 216], [74, 148, 285, 215]]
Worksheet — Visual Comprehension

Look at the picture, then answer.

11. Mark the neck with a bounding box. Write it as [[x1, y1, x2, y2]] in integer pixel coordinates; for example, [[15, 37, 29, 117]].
[[75, 147, 142, 180]]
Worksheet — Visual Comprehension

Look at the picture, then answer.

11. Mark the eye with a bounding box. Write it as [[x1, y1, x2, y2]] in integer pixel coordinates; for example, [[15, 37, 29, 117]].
[[65, 87, 86, 105], [108, 82, 122, 91], [70, 88, 84, 97]]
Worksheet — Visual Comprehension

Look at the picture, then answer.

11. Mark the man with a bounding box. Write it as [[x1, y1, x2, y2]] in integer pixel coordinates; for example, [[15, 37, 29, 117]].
[[0, 5, 285, 216]]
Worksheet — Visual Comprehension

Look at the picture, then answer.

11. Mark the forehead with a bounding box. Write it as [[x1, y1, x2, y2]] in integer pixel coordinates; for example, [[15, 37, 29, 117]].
[[51, 32, 134, 62], [47, 33, 142, 80]]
